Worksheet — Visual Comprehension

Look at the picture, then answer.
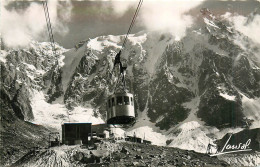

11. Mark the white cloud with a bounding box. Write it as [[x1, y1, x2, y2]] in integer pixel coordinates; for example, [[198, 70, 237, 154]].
[[1, 0, 72, 48], [110, 0, 204, 40], [110, 0, 136, 16], [222, 12, 260, 45], [233, 15, 260, 45]]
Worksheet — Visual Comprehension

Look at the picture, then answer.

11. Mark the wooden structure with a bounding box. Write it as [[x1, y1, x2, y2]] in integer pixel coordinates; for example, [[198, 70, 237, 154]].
[[62, 123, 92, 145], [92, 124, 108, 138]]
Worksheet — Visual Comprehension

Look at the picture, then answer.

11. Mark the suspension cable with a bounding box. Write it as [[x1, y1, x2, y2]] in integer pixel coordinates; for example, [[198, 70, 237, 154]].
[[42, 0, 56, 57], [111, 0, 143, 93], [121, 0, 143, 50]]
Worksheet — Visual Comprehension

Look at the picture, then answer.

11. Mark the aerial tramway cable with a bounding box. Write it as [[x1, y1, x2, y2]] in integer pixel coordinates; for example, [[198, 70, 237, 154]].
[[42, 0, 57, 57], [42, 1, 72, 123], [121, 0, 143, 50], [111, 0, 143, 89]]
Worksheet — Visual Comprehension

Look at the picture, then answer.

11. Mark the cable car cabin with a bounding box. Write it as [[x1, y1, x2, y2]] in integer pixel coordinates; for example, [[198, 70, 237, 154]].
[[107, 92, 135, 125]]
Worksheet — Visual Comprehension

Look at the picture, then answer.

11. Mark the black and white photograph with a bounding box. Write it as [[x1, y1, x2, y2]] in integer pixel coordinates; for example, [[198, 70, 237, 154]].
[[1, 0, 260, 166]]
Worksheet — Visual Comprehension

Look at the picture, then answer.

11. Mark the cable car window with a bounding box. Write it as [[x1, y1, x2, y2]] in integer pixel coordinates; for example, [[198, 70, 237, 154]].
[[124, 96, 130, 105], [112, 98, 115, 106], [117, 96, 123, 105], [108, 99, 111, 108], [131, 97, 133, 106]]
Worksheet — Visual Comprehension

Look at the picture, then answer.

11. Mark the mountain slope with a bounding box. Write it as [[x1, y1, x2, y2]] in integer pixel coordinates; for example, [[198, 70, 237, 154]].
[[0, 85, 49, 166]]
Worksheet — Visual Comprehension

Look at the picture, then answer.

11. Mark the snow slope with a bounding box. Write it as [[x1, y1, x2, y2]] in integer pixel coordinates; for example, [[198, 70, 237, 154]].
[[167, 121, 213, 153], [31, 90, 104, 130], [61, 46, 87, 92], [125, 103, 168, 146]]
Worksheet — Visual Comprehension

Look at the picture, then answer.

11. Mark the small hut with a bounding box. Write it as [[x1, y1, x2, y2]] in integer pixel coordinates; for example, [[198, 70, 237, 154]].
[[62, 123, 92, 145]]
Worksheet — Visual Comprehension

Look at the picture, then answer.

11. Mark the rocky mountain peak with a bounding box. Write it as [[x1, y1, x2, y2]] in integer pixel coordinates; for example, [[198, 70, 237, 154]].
[[200, 8, 216, 20]]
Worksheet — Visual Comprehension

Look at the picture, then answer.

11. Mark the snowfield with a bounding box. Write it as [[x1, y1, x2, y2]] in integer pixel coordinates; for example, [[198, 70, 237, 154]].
[[167, 121, 212, 153], [31, 90, 104, 130], [125, 103, 168, 146]]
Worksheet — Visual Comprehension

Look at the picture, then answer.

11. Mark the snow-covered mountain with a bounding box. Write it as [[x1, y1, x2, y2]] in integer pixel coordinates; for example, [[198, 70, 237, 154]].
[[1, 8, 260, 165]]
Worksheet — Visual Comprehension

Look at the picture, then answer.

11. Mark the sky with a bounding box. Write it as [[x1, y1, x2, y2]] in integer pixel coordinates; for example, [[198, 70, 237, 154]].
[[1, 0, 260, 49]]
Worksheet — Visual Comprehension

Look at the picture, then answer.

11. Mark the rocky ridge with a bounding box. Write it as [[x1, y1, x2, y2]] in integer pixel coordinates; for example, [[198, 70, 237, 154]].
[[13, 140, 229, 167]]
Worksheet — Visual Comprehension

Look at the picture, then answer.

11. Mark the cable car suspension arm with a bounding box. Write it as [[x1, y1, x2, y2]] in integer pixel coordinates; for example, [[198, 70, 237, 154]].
[[111, 0, 143, 92]]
